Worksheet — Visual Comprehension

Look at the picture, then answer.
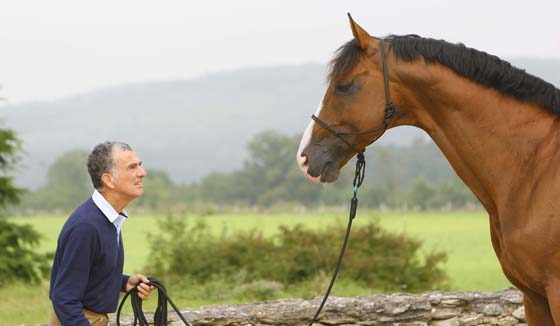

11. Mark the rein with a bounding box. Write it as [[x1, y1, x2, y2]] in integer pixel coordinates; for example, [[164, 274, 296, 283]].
[[307, 38, 402, 325]]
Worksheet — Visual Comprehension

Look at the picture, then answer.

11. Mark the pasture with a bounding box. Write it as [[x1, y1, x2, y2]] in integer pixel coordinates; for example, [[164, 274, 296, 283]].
[[2, 211, 512, 324]]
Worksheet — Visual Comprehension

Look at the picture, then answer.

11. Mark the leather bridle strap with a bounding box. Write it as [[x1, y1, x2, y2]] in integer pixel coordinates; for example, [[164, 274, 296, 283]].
[[380, 38, 395, 113]]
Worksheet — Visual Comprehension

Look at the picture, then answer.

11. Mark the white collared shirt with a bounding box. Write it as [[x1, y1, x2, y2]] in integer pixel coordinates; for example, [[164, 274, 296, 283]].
[[92, 189, 127, 243]]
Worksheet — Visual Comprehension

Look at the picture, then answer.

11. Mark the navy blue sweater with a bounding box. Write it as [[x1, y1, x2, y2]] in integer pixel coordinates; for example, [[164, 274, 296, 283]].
[[49, 198, 129, 326]]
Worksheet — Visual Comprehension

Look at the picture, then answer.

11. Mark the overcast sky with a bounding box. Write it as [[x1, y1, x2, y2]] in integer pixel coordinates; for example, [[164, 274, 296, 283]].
[[1, 0, 558, 104]]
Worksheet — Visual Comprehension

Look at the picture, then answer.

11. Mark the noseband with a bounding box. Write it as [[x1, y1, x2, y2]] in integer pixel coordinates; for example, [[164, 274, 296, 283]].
[[311, 38, 402, 154]]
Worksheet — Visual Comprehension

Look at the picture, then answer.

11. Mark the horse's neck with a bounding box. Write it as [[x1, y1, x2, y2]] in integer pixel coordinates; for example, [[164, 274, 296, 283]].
[[397, 63, 559, 213]]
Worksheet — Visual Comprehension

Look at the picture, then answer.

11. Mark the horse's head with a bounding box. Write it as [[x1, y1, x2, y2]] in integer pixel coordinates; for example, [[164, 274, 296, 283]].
[[297, 15, 403, 183]]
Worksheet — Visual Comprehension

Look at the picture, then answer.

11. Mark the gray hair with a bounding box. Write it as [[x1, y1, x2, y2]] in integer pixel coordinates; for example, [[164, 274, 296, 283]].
[[87, 141, 133, 191]]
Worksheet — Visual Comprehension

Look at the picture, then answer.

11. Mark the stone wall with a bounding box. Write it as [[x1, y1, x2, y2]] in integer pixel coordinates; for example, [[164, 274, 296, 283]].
[[112, 288, 526, 326]]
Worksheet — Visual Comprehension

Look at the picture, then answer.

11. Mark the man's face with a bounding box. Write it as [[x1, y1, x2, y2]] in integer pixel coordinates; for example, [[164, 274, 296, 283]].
[[109, 148, 147, 199]]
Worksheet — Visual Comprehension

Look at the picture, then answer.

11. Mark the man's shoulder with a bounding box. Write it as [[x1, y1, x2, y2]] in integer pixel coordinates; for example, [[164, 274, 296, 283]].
[[63, 198, 104, 230], [72, 197, 101, 216]]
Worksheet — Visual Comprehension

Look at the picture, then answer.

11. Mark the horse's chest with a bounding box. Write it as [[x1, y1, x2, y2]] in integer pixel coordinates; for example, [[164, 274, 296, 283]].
[[494, 223, 554, 294]]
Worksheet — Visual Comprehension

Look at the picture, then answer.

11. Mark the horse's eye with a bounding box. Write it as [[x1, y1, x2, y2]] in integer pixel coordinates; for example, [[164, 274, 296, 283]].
[[335, 81, 354, 95]]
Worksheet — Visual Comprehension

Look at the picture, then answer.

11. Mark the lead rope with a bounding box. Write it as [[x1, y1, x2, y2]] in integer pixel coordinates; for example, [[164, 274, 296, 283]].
[[307, 151, 366, 326]]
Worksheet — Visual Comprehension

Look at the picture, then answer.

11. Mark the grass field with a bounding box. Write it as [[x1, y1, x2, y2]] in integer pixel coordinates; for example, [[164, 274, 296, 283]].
[[2, 210, 512, 324]]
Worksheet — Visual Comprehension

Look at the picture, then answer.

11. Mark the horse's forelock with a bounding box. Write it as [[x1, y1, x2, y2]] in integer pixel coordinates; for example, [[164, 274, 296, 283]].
[[328, 39, 363, 82]]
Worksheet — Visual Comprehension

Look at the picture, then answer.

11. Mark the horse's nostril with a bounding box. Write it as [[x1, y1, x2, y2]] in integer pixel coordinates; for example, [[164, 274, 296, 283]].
[[297, 152, 309, 168]]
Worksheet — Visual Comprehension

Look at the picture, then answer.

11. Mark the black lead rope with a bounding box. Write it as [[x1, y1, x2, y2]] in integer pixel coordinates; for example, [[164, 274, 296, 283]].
[[306, 38, 401, 325], [307, 152, 366, 326], [116, 277, 191, 326]]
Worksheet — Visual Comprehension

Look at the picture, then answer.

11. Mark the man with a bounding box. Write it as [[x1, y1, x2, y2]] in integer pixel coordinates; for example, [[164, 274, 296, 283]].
[[49, 141, 154, 326]]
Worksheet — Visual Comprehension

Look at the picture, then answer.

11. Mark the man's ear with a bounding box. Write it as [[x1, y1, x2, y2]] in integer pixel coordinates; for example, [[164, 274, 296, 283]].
[[348, 13, 379, 57], [101, 173, 115, 190]]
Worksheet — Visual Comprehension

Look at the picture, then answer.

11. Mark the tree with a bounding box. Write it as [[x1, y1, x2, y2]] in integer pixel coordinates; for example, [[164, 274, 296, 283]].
[[0, 129, 24, 207], [243, 131, 300, 203], [0, 218, 51, 285], [431, 177, 480, 209], [244, 131, 325, 206], [46, 149, 91, 207], [195, 131, 322, 206], [22, 149, 91, 212], [133, 169, 177, 210], [407, 177, 436, 211], [0, 127, 50, 285]]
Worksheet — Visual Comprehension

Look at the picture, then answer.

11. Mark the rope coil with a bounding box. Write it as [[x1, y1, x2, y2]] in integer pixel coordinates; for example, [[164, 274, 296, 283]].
[[116, 277, 191, 326]]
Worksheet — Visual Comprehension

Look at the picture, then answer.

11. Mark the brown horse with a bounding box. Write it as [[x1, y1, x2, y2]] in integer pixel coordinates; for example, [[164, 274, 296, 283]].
[[297, 15, 560, 325]]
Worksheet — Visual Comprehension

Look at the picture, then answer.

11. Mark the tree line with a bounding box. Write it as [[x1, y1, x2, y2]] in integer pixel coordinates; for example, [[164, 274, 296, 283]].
[[0, 125, 449, 317], [14, 130, 480, 215]]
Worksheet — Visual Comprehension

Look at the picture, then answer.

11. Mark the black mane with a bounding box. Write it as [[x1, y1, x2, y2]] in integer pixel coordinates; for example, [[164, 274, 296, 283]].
[[329, 36, 560, 115]]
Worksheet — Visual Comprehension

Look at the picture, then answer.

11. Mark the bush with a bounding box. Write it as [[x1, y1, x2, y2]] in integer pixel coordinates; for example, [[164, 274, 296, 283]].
[[232, 280, 284, 301], [144, 215, 448, 294], [0, 217, 51, 286]]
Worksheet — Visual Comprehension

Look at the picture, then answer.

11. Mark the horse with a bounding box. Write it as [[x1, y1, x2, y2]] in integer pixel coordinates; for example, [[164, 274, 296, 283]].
[[296, 15, 560, 325]]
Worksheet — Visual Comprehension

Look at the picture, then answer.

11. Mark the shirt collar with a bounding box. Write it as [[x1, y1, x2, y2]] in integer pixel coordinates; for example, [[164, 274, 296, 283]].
[[92, 189, 128, 223]]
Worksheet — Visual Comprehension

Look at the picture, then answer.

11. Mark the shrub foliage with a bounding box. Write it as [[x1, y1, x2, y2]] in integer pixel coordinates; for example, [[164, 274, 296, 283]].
[[145, 215, 448, 293], [0, 218, 51, 286], [0, 127, 51, 286]]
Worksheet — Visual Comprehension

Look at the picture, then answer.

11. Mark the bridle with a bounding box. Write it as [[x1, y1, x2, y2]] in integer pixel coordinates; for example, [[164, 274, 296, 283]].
[[311, 38, 402, 155], [306, 38, 403, 326]]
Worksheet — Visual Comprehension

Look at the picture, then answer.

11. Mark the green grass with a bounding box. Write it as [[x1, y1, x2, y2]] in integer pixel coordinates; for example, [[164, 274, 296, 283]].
[[3, 210, 512, 324], [1, 282, 52, 324], [376, 211, 510, 291]]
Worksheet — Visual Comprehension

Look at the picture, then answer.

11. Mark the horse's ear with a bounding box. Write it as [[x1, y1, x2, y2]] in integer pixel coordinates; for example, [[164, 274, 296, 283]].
[[348, 13, 378, 56]]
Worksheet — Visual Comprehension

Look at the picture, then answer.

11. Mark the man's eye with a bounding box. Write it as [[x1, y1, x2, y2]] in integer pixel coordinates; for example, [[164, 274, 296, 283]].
[[335, 81, 354, 94]]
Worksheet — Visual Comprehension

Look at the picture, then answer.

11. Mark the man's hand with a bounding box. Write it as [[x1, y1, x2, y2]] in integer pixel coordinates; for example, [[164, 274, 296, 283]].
[[126, 274, 155, 300]]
